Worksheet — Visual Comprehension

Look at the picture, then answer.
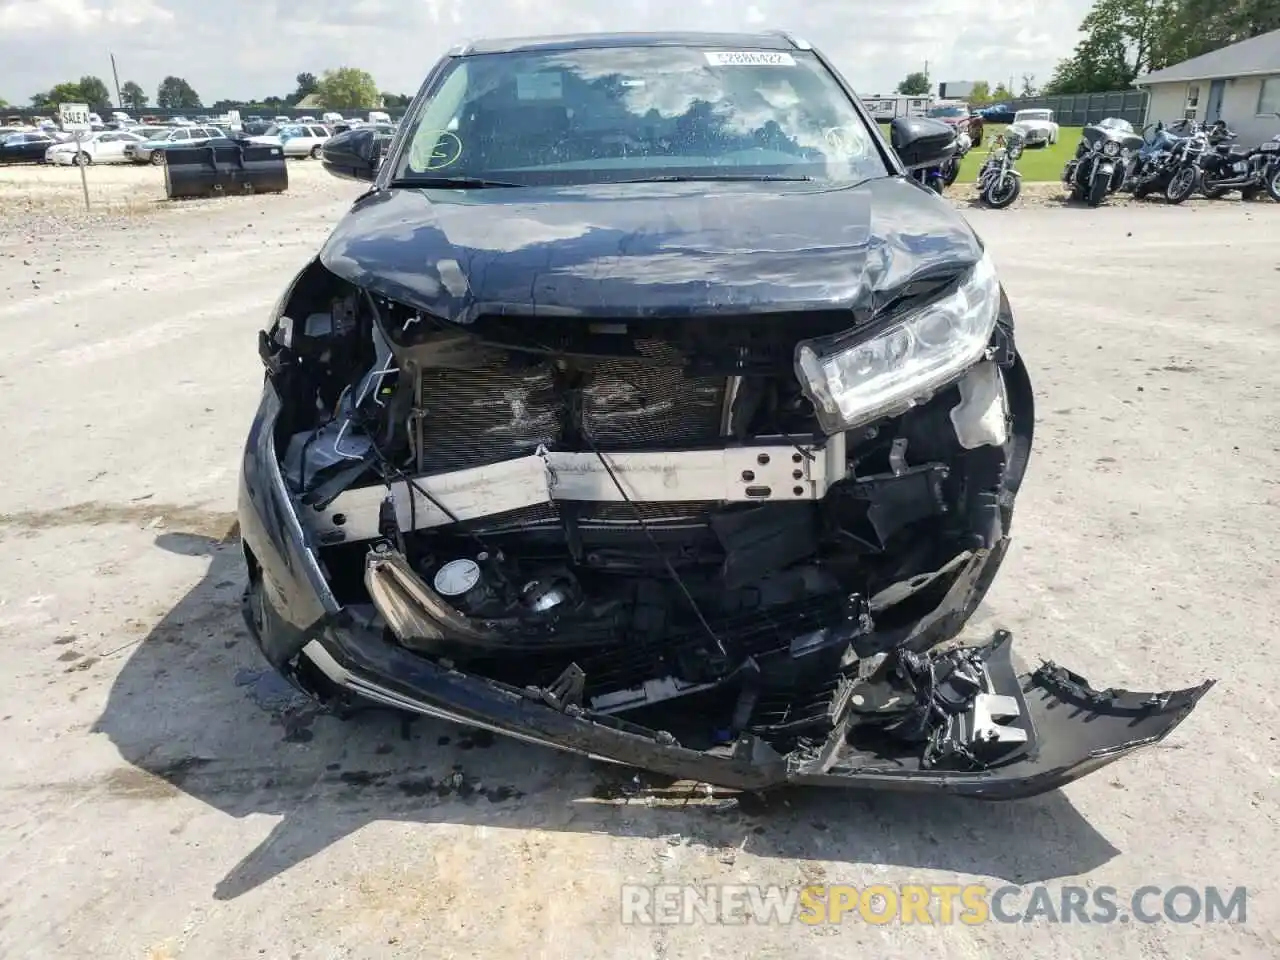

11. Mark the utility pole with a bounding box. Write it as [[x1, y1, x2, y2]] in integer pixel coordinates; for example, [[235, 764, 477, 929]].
[[110, 53, 122, 108]]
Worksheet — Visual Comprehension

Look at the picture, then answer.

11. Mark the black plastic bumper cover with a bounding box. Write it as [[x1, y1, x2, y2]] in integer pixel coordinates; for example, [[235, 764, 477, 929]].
[[242, 575, 1212, 801]]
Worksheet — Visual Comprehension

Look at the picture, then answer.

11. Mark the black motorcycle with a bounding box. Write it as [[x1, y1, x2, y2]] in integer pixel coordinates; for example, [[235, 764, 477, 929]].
[[1062, 117, 1144, 207], [1197, 118, 1280, 201], [1127, 119, 1207, 204], [975, 131, 1023, 208]]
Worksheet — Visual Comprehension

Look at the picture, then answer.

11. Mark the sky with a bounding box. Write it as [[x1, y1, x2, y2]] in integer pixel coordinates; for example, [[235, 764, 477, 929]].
[[0, 0, 1092, 106]]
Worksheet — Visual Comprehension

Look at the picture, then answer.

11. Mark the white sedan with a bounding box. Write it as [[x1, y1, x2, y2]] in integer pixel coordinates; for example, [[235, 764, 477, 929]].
[[45, 130, 146, 166], [246, 123, 332, 158], [1008, 109, 1060, 147]]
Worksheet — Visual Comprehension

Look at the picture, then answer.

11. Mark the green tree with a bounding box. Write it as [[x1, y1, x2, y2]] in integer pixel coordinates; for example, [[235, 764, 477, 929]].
[[1044, 0, 1185, 94], [295, 72, 318, 98], [120, 81, 147, 111], [380, 92, 412, 109], [315, 67, 380, 111], [36, 81, 91, 108], [968, 80, 991, 104], [990, 82, 1013, 102], [0, 97, 8, 108], [78, 75, 111, 108], [895, 71, 930, 95], [156, 76, 201, 109], [1020, 73, 1039, 97]]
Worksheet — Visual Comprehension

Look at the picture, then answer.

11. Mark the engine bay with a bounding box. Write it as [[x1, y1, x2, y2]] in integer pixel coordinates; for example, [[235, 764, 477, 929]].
[[261, 259, 1031, 769]]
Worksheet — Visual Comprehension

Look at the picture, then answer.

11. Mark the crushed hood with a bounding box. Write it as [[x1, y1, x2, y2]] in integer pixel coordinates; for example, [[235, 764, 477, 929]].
[[317, 176, 981, 323]]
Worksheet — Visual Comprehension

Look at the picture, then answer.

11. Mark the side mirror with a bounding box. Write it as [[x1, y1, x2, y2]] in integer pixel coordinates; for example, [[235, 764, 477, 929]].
[[321, 127, 386, 182], [889, 116, 957, 170]]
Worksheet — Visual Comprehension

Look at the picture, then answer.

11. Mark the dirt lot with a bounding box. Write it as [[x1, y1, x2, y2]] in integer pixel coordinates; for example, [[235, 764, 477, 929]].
[[0, 165, 1277, 959]]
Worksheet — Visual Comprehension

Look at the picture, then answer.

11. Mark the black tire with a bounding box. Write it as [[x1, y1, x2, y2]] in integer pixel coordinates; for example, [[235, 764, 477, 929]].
[[1132, 182, 1150, 200], [310, 145, 323, 159], [1165, 165, 1197, 204], [1240, 186, 1260, 201], [942, 158, 960, 187], [150, 151, 165, 166], [1200, 172, 1228, 198], [982, 173, 1021, 209], [1070, 183, 1084, 201], [1087, 173, 1108, 207], [1267, 165, 1280, 202]]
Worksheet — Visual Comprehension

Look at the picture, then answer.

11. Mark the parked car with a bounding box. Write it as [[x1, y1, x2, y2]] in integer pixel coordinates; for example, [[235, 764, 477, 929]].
[[980, 102, 1016, 124], [46, 130, 146, 165], [240, 30, 1211, 802], [126, 126, 227, 164], [247, 123, 332, 158], [926, 101, 983, 146], [1008, 108, 1060, 147], [0, 130, 61, 164]]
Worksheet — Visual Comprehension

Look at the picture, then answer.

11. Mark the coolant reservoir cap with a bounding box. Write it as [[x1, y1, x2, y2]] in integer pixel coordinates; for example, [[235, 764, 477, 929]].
[[434, 558, 481, 597]]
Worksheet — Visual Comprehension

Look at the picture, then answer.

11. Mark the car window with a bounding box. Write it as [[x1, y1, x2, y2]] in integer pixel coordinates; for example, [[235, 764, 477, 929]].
[[310, 126, 328, 137], [396, 45, 886, 185], [3, 134, 22, 146]]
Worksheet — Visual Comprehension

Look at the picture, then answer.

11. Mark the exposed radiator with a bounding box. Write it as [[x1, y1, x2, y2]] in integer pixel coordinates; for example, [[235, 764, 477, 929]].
[[412, 341, 728, 474]]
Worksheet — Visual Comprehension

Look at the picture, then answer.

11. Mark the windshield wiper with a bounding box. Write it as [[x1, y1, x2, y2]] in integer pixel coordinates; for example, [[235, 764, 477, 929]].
[[620, 174, 815, 183], [387, 176, 524, 189], [615, 174, 814, 183]]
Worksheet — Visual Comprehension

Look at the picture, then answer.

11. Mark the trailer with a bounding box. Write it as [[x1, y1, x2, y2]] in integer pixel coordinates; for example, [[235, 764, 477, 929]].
[[860, 95, 932, 122]]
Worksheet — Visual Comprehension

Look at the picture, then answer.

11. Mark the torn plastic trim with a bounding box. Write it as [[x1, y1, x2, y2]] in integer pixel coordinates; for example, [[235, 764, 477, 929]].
[[289, 614, 1214, 799]]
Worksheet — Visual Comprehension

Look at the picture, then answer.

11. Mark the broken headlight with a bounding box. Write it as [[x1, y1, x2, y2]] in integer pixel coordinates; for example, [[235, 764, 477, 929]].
[[795, 251, 1000, 434]]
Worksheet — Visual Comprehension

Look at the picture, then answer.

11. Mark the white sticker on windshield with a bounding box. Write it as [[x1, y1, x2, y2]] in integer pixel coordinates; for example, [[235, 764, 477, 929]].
[[516, 72, 563, 100], [704, 51, 796, 67]]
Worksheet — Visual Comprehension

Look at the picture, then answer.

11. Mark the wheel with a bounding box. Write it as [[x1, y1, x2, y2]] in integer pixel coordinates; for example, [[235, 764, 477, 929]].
[[1087, 174, 1108, 207], [942, 158, 960, 187], [1132, 183, 1150, 200], [150, 151, 165, 166], [1165, 165, 1197, 204], [73, 152, 91, 166], [1239, 186, 1260, 201], [1267, 165, 1280, 202], [310, 145, 323, 159], [1200, 172, 1228, 198], [982, 173, 1021, 209], [1070, 183, 1084, 201]]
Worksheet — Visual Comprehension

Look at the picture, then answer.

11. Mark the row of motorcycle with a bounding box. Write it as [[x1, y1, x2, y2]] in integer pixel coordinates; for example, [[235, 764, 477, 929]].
[[911, 115, 1280, 209], [1063, 115, 1280, 206]]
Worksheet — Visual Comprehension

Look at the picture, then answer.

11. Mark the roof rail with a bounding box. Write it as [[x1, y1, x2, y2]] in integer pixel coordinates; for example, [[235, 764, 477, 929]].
[[447, 39, 475, 56], [777, 31, 813, 50]]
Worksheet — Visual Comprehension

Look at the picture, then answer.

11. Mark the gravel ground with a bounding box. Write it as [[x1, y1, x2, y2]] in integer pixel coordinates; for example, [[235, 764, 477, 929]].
[[0, 167, 1277, 959]]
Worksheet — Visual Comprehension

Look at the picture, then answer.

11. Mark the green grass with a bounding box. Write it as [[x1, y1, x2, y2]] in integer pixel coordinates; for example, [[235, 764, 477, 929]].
[[878, 123, 1084, 184]]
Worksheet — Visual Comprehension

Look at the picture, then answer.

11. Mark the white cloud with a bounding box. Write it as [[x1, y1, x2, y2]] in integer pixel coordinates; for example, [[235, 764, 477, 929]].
[[0, 0, 1089, 104]]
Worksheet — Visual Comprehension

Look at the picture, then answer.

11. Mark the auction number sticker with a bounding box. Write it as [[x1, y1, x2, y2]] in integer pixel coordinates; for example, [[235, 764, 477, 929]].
[[704, 51, 796, 66]]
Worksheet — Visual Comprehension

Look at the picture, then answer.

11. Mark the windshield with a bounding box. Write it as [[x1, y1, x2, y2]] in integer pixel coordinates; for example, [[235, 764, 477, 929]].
[[1097, 117, 1135, 132], [927, 105, 967, 118], [394, 46, 887, 185], [1015, 110, 1050, 122]]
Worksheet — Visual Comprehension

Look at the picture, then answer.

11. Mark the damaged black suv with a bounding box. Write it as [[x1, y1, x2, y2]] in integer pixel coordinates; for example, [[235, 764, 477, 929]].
[[239, 31, 1210, 798]]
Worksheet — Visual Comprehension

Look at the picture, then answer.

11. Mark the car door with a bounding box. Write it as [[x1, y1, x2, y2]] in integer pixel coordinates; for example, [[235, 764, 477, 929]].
[[25, 134, 53, 161], [95, 132, 125, 161]]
